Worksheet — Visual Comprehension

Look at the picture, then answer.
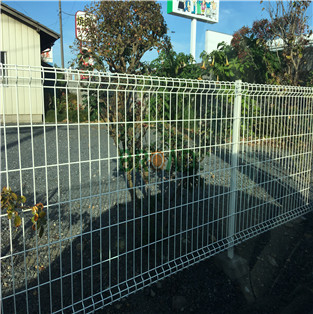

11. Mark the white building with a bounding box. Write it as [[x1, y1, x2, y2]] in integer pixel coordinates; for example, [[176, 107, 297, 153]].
[[0, 3, 59, 123], [204, 29, 313, 54], [268, 34, 313, 51], [204, 30, 233, 54]]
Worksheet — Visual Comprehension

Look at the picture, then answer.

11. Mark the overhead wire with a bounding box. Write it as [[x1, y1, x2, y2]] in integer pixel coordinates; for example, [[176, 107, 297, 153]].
[[62, 11, 76, 17]]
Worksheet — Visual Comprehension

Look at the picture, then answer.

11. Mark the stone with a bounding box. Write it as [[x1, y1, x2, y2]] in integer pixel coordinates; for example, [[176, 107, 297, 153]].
[[136, 188, 144, 199], [284, 222, 294, 228], [215, 252, 255, 303], [267, 255, 278, 267], [114, 303, 122, 310], [172, 296, 187, 311], [76, 243, 82, 252], [215, 252, 249, 280]]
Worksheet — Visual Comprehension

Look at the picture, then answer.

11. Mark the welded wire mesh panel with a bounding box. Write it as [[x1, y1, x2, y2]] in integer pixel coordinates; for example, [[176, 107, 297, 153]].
[[0, 65, 312, 313], [233, 83, 313, 243]]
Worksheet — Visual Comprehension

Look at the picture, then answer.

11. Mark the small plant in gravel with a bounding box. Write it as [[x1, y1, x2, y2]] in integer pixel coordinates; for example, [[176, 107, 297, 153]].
[[1, 187, 46, 238]]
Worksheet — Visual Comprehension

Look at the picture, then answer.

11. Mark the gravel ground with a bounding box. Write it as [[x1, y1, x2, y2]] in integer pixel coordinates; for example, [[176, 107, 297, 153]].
[[1, 125, 312, 313]]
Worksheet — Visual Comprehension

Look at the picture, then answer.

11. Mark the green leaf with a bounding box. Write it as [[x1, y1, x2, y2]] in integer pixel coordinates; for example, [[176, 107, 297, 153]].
[[39, 226, 44, 238], [39, 211, 46, 218], [14, 215, 22, 227]]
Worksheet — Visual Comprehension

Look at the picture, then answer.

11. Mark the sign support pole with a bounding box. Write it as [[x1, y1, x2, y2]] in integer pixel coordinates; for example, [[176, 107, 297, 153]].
[[190, 18, 197, 61]]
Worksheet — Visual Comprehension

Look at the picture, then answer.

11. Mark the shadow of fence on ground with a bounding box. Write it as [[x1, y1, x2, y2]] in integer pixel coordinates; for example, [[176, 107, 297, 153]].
[[2, 148, 311, 313]]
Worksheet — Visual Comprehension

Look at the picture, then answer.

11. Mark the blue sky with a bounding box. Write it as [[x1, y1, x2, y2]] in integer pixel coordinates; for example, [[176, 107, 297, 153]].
[[3, 1, 308, 67]]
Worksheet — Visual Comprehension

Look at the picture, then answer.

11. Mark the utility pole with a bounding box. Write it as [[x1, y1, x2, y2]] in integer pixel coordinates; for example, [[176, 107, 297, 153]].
[[59, 0, 65, 68]]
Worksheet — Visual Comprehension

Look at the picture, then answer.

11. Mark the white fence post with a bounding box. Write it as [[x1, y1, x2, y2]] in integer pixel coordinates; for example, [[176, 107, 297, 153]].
[[228, 80, 242, 259]]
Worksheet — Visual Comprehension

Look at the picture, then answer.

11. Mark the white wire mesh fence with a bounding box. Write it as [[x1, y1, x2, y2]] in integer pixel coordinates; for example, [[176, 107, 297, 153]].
[[0, 64, 312, 313]]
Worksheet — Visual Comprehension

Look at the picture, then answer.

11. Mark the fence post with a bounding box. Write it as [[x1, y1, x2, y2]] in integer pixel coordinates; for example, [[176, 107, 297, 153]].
[[228, 80, 242, 259]]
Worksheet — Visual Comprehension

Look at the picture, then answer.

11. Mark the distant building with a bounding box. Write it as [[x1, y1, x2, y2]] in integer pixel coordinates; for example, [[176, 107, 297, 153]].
[[268, 34, 313, 51], [204, 30, 233, 54], [0, 3, 60, 123]]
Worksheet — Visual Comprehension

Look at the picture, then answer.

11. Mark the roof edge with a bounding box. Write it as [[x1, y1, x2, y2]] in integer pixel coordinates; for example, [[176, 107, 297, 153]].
[[1, 3, 60, 40]]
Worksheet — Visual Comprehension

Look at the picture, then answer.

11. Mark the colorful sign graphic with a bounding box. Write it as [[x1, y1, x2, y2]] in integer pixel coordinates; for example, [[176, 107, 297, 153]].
[[41, 48, 53, 63], [167, 0, 219, 23], [75, 11, 96, 42]]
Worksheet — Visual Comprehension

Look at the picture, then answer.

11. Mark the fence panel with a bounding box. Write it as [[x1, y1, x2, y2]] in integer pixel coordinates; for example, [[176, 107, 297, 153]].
[[1, 64, 313, 313]]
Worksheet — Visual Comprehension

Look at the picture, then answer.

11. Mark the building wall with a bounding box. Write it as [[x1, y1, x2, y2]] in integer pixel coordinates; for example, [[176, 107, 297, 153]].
[[205, 30, 233, 55], [0, 13, 43, 123]]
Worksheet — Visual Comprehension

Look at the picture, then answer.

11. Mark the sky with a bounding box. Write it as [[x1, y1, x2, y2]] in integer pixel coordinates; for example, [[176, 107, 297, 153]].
[[3, 1, 312, 68]]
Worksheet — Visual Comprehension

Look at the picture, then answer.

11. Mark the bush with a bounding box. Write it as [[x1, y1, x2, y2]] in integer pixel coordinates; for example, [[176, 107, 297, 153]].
[[45, 91, 90, 123]]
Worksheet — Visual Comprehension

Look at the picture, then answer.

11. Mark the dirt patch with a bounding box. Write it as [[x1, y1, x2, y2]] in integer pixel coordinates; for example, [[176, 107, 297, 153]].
[[101, 210, 313, 314]]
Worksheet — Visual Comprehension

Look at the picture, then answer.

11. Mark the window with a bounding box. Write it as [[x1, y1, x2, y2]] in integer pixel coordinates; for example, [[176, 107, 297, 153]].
[[0, 51, 7, 82]]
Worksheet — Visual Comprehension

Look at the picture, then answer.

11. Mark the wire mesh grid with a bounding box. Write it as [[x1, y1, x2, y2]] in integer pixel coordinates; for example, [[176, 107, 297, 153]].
[[0, 64, 313, 313]]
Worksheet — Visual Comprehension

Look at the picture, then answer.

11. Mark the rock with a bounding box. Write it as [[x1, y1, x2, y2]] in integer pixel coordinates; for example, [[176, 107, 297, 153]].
[[244, 286, 251, 293], [116, 239, 125, 251], [114, 303, 122, 310], [172, 296, 187, 311], [267, 255, 278, 267], [150, 289, 156, 297], [76, 242, 84, 252], [284, 222, 294, 228], [215, 253, 249, 280], [27, 256, 36, 265], [136, 188, 144, 199]]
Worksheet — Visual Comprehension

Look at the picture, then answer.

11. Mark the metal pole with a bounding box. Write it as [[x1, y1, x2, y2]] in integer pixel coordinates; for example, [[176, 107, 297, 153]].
[[59, 0, 65, 68], [190, 18, 197, 62], [227, 80, 242, 259]]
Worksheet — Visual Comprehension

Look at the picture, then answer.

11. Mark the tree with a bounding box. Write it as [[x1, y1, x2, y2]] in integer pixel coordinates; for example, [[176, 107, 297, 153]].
[[149, 48, 203, 79], [265, 0, 312, 85], [200, 42, 244, 82], [231, 19, 281, 84], [73, 0, 171, 74], [230, 1, 312, 86], [71, 1, 174, 206]]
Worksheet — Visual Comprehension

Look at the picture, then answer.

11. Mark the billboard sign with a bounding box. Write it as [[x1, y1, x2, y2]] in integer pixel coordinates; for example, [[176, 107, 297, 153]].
[[167, 0, 219, 23], [75, 11, 96, 42], [41, 48, 53, 63]]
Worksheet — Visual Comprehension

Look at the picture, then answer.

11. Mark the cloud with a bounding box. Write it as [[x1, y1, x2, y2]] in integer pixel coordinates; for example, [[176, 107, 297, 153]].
[[221, 9, 231, 15]]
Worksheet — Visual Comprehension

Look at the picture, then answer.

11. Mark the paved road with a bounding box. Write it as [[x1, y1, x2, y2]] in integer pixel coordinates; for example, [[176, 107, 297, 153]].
[[1, 124, 130, 206]]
